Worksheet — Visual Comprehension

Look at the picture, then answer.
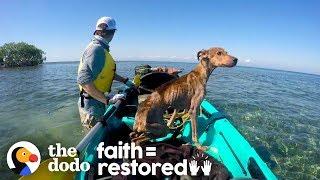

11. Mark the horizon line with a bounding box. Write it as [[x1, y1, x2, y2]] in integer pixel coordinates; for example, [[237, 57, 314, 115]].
[[44, 60, 320, 77]]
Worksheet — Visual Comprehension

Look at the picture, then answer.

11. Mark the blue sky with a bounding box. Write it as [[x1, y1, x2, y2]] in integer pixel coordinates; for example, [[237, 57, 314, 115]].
[[0, 0, 319, 75]]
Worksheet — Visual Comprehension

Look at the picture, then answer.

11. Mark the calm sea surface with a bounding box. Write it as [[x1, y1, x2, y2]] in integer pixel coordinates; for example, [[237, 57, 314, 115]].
[[0, 61, 319, 179]]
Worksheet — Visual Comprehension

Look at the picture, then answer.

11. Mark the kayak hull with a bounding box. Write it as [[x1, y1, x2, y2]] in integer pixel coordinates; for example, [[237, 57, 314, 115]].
[[76, 98, 277, 179]]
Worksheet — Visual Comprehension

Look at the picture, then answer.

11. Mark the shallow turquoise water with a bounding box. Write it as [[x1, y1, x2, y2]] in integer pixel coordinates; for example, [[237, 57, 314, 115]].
[[0, 62, 319, 179]]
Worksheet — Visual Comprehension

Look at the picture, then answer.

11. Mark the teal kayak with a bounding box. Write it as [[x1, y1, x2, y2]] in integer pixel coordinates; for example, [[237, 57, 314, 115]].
[[75, 89, 277, 179]]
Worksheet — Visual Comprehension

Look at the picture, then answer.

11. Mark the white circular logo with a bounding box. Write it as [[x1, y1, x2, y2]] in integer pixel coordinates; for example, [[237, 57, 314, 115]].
[[7, 141, 41, 176]]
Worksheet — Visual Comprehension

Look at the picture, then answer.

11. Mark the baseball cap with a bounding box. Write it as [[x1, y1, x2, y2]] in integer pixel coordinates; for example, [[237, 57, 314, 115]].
[[95, 16, 117, 31]]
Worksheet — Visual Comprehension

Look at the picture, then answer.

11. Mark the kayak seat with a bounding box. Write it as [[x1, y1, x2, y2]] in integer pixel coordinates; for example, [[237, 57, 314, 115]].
[[139, 72, 177, 94]]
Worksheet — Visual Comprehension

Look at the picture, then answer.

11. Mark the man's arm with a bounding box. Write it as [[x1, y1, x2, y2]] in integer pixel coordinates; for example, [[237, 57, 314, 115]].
[[114, 73, 137, 89], [81, 83, 108, 104]]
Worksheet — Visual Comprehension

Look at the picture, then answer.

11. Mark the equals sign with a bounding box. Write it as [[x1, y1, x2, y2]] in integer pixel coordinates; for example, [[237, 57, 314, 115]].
[[145, 147, 156, 157]]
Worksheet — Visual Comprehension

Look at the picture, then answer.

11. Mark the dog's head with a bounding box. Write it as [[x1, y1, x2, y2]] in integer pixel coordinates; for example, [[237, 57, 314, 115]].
[[197, 47, 238, 67]]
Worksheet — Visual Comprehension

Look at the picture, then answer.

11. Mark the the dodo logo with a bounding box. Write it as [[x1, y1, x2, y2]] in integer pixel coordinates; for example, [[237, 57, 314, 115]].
[[7, 141, 41, 176]]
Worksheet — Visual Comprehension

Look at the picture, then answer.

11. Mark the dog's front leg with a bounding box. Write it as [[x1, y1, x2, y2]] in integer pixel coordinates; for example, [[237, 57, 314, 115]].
[[189, 95, 202, 144], [189, 93, 207, 151], [189, 107, 198, 143]]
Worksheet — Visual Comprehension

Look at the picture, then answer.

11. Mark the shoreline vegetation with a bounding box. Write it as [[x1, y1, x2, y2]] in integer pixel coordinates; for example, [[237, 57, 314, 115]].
[[0, 42, 46, 68]]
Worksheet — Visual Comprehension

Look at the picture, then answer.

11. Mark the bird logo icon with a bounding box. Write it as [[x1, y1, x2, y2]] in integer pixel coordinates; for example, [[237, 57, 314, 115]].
[[7, 141, 41, 176]]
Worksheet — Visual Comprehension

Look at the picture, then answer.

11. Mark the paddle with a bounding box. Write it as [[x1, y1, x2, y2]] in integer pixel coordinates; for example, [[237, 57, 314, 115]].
[[20, 88, 131, 180]]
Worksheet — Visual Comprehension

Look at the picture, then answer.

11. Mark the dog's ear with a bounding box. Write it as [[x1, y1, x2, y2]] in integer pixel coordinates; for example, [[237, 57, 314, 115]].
[[197, 49, 208, 61]]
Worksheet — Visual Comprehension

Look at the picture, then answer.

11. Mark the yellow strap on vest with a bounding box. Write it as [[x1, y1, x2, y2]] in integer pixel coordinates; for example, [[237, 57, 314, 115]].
[[78, 50, 116, 93]]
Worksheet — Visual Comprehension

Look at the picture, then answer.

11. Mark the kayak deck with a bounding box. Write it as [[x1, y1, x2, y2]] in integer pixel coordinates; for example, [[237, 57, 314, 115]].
[[122, 100, 277, 179]]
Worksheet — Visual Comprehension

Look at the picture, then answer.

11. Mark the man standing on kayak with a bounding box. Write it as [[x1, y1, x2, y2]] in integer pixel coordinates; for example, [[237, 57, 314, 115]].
[[77, 17, 135, 131]]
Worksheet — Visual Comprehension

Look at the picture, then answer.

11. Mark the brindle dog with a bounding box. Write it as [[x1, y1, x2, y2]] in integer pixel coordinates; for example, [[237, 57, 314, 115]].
[[131, 47, 238, 148]]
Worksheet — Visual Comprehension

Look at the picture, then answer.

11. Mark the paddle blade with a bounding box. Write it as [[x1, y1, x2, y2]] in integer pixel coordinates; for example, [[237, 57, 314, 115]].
[[19, 156, 75, 180]]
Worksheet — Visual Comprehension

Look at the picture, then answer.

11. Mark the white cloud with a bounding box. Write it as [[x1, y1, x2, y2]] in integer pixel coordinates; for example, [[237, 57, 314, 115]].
[[245, 59, 251, 63]]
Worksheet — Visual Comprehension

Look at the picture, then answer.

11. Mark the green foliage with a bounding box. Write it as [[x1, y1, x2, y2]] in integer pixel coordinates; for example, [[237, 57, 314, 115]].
[[0, 42, 46, 67]]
